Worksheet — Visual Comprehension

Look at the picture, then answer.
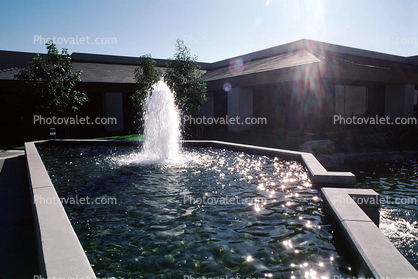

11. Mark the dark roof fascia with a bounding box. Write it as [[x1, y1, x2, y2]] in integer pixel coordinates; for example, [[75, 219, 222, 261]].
[[206, 62, 321, 90], [206, 58, 418, 91], [71, 52, 166, 66], [71, 52, 212, 70], [406, 55, 418, 66], [209, 40, 310, 70], [321, 60, 418, 84], [0, 50, 48, 70], [209, 39, 408, 70], [301, 39, 407, 63]]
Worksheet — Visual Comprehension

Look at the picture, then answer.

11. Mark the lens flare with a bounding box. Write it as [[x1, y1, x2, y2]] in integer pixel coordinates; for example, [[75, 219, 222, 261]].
[[229, 55, 251, 75], [223, 82, 232, 92]]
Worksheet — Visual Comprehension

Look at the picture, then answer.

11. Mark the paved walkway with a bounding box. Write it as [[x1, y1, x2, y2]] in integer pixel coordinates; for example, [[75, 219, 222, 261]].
[[0, 150, 40, 278]]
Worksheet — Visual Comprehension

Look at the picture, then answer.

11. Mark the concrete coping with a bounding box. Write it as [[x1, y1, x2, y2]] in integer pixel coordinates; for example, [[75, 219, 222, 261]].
[[25, 141, 96, 278], [321, 187, 418, 278]]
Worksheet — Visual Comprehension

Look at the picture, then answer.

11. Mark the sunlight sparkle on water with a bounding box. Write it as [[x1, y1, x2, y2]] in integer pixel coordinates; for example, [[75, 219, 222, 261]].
[[283, 240, 293, 248]]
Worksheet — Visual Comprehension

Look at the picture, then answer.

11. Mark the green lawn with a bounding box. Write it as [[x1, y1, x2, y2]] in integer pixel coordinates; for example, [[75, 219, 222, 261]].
[[92, 134, 144, 141], [0, 144, 25, 150]]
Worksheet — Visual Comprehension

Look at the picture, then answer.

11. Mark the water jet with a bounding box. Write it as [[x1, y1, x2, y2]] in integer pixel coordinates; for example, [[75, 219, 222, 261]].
[[140, 80, 181, 163]]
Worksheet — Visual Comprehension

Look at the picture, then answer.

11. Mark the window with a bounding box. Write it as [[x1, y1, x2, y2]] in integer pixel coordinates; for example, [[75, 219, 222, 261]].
[[335, 85, 368, 116]]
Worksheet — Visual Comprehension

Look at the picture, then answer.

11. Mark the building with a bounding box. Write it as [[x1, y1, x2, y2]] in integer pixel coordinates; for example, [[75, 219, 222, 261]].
[[1, 39, 418, 145], [205, 39, 418, 134]]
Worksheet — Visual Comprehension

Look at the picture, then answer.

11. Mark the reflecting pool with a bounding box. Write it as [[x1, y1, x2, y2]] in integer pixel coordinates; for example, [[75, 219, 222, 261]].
[[38, 145, 354, 278]]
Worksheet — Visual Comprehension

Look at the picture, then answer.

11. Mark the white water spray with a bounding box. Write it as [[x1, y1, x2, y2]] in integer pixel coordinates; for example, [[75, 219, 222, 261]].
[[140, 80, 182, 162]]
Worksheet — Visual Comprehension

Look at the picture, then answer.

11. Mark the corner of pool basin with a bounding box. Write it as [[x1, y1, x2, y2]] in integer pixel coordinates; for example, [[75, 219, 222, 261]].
[[321, 187, 418, 278]]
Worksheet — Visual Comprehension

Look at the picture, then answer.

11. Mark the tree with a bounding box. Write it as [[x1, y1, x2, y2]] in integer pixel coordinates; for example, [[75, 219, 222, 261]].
[[15, 41, 89, 137], [130, 54, 162, 134], [16, 41, 89, 116], [131, 42, 207, 138], [164, 39, 207, 114], [131, 54, 162, 109]]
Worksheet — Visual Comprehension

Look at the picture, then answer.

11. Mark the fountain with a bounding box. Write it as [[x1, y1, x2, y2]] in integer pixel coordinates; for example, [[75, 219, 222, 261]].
[[31, 81, 356, 277], [140, 80, 182, 163]]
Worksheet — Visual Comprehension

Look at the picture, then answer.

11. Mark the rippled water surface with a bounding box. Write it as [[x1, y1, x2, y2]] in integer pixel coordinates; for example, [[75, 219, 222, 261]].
[[38, 145, 353, 278], [347, 159, 418, 270]]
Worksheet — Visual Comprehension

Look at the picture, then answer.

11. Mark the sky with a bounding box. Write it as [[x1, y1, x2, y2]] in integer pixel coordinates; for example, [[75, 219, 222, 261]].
[[1, 0, 418, 63]]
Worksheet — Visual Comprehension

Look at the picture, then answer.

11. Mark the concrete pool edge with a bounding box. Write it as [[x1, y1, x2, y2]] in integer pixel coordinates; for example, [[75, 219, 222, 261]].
[[25, 141, 96, 278], [321, 188, 418, 278], [24, 139, 417, 278]]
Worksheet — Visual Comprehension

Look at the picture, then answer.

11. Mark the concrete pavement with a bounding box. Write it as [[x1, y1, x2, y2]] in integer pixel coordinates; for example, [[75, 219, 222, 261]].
[[0, 150, 40, 278]]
